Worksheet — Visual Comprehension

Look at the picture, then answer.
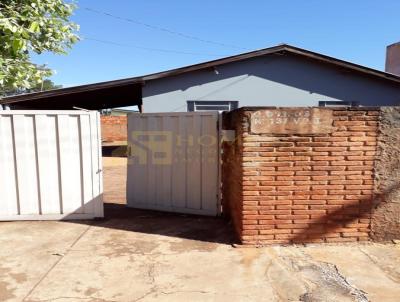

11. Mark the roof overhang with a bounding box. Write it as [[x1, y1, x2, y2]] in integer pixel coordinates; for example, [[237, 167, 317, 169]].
[[2, 44, 400, 109], [1, 82, 142, 110]]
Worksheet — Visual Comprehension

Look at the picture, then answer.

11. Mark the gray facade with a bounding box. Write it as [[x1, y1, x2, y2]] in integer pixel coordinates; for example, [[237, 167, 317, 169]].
[[142, 53, 400, 112]]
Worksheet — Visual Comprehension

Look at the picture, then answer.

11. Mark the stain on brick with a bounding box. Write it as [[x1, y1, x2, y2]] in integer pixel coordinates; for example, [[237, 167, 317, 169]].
[[250, 108, 333, 134]]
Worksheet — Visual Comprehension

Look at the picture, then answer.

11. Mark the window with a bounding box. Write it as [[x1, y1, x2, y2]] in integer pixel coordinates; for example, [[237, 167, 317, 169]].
[[319, 100, 360, 107], [187, 100, 239, 112]]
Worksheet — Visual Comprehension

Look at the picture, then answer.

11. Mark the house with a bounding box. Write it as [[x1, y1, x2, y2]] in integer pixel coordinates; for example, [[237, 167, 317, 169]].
[[1, 43, 400, 111], [101, 108, 139, 116]]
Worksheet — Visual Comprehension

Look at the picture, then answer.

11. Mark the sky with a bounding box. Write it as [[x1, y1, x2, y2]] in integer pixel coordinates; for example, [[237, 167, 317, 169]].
[[32, 0, 400, 87]]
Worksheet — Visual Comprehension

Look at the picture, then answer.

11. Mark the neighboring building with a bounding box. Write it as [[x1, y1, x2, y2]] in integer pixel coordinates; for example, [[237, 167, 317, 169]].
[[101, 108, 139, 116], [386, 42, 400, 76], [1, 44, 400, 110]]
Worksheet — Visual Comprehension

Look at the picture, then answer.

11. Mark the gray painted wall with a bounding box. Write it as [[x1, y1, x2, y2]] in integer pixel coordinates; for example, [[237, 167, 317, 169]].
[[142, 54, 400, 112]]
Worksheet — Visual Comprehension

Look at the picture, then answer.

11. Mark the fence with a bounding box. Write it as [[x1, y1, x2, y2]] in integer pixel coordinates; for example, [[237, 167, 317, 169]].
[[0, 111, 103, 220], [222, 107, 400, 245]]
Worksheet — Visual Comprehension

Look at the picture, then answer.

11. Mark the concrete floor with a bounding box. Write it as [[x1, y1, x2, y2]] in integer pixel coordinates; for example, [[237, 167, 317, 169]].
[[1, 158, 400, 301], [1, 217, 400, 302]]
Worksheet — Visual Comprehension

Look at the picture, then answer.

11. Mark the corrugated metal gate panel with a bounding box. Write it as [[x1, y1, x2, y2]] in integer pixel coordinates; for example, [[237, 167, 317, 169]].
[[127, 112, 220, 216], [0, 111, 103, 220]]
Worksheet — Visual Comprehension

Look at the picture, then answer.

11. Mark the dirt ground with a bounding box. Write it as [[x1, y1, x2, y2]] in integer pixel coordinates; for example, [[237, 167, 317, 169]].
[[103, 157, 127, 205], [0, 157, 400, 301]]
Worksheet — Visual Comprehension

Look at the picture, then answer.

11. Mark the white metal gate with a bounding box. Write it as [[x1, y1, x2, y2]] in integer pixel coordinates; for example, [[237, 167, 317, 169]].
[[0, 111, 103, 220], [127, 112, 220, 216]]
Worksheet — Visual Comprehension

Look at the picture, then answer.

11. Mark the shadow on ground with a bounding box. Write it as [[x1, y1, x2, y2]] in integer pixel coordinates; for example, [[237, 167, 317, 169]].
[[82, 157, 237, 245], [71, 203, 237, 245]]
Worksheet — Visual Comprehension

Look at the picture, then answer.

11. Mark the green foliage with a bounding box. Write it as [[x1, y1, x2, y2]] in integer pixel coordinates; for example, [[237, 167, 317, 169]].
[[5, 79, 62, 96], [0, 0, 79, 95], [34, 78, 62, 91]]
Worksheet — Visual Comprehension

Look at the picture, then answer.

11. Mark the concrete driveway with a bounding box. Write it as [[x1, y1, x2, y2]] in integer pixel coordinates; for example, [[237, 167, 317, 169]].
[[1, 158, 400, 301], [1, 205, 400, 302]]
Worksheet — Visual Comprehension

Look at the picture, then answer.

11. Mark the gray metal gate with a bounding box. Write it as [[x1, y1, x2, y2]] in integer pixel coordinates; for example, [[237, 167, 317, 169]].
[[127, 112, 220, 216]]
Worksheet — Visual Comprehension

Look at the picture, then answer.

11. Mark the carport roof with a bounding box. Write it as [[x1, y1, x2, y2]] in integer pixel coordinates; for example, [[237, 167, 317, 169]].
[[2, 43, 400, 109]]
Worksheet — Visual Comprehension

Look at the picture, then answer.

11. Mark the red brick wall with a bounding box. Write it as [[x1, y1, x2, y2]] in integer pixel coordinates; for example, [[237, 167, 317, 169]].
[[101, 116, 127, 142], [222, 108, 379, 245]]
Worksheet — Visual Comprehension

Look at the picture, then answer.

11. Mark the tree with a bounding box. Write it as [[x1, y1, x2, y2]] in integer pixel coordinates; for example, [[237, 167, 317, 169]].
[[0, 0, 79, 95], [33, 78, 62, 91], [5, 79, 62, 96]]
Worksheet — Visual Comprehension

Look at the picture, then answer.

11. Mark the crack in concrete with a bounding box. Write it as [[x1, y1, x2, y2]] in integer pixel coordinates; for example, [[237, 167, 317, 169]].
[[263, 247, 369, 302], [147, 263, 156, 284], [160, 290, 210, 295], [22, 225, 93, 302], [69, 249, 192, 257], [298, 262, 369, 302], [26, 296, 117, 302], [357, 246, 400, 283], [131, 254, 217, 301], [132, 286, 214, 301], [324, 263, 368, 302], [262, 249, 310, 301], [262, 260, 280, 302], [131, 255, 161, 302], [132, 285, 158, 302], [297, 248, 369, 302]]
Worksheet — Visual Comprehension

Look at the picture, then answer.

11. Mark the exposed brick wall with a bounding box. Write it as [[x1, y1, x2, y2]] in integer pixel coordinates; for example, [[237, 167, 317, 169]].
[[222, 107, 379, 245], [101, 116, 127, 142]]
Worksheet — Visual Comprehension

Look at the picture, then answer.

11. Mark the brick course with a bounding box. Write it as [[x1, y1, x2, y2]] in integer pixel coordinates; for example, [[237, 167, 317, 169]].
[[101, 116, 127, 142], [222, 108, 379, 245]]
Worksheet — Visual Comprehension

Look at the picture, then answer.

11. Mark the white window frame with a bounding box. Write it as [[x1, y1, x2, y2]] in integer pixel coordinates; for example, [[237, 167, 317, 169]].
[[319, 100, 360, 107], [187, 100, 239, 112]]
